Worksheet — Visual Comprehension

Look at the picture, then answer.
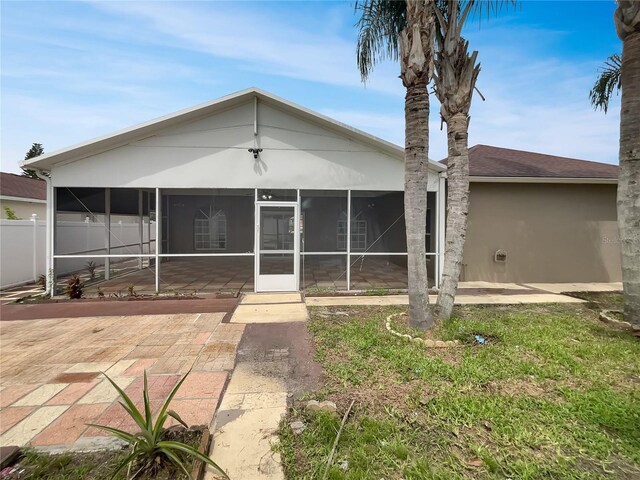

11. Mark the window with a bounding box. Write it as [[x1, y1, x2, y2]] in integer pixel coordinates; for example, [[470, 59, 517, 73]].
[[337, 211, 367, 251], [194, 206, 227, 250]]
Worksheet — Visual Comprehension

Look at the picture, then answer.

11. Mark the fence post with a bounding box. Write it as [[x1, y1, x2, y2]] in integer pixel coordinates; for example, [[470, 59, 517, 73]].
[[31, 214, 38, 282]]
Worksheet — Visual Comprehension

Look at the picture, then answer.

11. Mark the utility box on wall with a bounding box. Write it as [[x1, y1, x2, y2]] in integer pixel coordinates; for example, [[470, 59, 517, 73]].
[[494, 249, 507, 263]]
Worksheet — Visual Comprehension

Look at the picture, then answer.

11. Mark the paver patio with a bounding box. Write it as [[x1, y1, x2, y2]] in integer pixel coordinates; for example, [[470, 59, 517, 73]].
[[0, 312, 244, 449]]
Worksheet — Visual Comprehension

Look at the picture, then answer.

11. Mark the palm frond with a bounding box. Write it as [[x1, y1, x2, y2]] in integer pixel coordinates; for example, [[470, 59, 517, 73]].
[[355, 0, 406, 80], [590, 53, 622, 113], [152, 367, 193, 441], [158, 440, 229, 478]]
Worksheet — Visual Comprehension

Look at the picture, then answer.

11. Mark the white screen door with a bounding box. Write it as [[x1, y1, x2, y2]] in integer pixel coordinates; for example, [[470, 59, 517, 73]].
[[255, 203, 299, 292]]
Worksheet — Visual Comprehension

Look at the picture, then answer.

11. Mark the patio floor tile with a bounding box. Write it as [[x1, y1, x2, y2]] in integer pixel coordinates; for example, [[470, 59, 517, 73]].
[[45, 381, 100, 406], [122, 358, 158, 376], [175, 372, 227, 399], [77, 377, 135, 404], [31, 403, 110, 446], [0, 407, 35, 435], [65, 362, 116, 373], [1, 406, 69, 446], [167, 398, 219, 427], [124, 375, 180, 401], [0, 385, 39, 408], [13, 384, 68, 407], [105, 359, 136, 376]]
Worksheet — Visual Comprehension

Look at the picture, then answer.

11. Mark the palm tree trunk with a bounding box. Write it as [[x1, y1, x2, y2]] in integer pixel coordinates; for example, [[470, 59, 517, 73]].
[[436, 113, 470, 320], [399, 0, 435, 330], [615, 1, 640, 328], [404, 80, 433, 329]]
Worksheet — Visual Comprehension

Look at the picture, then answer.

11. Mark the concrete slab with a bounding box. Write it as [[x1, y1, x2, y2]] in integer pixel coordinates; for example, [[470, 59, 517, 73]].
[[223, 364, 287, 395], [454, 294, 584, 304], [458, 281, 531, 290], [523, 282, 623, 294], [231, 303, 308, 324], [208, 364, 286, 480], [305, 294, 411, 306], [242, 293, 302, 305], [208, 407, 285, 480], [305, 293, 585, 306]]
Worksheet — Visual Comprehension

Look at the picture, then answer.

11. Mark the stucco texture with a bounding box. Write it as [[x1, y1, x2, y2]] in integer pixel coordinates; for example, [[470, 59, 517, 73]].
[[462, 183, 621, 283]]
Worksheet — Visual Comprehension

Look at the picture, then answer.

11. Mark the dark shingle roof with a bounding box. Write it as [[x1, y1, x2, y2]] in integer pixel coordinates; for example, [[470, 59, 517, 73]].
[[441, 145, 618, 179], [0, 172, 46, 200]]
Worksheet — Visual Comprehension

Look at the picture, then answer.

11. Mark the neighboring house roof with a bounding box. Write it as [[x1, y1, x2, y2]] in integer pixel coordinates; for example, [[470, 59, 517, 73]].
[[22, 87, 446, 173], [441, 145, 618, 183], [0, 172, 46, 201]]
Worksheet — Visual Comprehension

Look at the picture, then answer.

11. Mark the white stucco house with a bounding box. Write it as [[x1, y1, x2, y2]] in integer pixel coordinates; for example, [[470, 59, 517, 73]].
[[22, 88, 446, 294]]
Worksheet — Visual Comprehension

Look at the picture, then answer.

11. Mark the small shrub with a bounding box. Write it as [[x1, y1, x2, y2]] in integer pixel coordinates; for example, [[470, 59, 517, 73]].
[[4, 206, 19, 220], [89, 370, 228, 479], [65, 275, 83, 299], [85, 261, 97, 279], [127, 284, 137, 297]]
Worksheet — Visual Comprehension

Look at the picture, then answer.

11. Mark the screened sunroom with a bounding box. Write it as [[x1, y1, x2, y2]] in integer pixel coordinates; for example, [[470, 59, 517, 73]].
[[23, 88, 446, 294]]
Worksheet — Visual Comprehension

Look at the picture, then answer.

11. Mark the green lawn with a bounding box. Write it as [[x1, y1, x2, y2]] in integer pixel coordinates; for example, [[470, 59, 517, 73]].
[[277, 303, 640, 479]]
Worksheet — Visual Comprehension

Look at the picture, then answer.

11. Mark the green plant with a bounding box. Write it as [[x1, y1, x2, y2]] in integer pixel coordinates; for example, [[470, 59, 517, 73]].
[[127, 284, 137, 297], [89, 370, 228, 479], [86, 261, 97, 279], [4, 206, 19, 220], [37, 274, 46, 291], [65, 275, 83, 299]]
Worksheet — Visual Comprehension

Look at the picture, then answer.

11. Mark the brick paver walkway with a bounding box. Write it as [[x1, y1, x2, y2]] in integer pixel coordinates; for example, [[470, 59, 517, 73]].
[[0, 313, 244, 448]]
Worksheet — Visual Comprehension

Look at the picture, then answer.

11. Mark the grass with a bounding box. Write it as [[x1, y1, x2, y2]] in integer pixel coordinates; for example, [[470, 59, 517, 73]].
[[277, 303, 640, 479]]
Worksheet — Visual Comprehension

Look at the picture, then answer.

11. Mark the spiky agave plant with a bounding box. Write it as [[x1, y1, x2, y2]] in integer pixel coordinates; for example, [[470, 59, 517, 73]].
[[89, 370, 228, 479]]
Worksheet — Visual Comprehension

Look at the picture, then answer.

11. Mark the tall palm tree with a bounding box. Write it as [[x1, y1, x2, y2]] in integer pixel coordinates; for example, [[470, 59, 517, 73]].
[[357, 0, 436, 329], [589, 53, 621, 113], [613, 1, 640, 328], [432, 0, 480, 320]]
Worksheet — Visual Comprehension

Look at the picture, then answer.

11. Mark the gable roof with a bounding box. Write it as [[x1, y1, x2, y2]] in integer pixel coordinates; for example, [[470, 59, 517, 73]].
[[22, 87, 445, 173], [441, 145, 618, 181], [0, 172, 46, 201]]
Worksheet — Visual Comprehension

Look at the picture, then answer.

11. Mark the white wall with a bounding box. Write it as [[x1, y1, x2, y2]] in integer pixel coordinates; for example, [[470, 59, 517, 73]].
[[50, 99, 441, 192], [0, 219, 155, 288]]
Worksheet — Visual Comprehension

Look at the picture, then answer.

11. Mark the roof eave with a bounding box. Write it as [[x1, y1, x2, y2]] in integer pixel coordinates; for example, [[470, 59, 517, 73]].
[[469, 176, 618, 184]]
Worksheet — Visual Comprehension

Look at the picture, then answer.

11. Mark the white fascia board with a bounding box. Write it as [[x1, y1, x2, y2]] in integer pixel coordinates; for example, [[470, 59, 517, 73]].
[[469, 176, 618, 185], [0, 195, 47, 203], [22, 87, 446, 174]]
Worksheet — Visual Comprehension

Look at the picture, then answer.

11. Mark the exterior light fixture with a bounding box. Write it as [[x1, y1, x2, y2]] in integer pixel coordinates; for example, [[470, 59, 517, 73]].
[[248, 148, 263, 159]]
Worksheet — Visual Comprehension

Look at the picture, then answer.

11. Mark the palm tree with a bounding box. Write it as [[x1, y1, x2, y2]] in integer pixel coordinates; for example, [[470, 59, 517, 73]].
[[432, 0, 480, 320], [613, 1, 640, 328], [357, 0, 436, 329], [589, 54, 621, 113]]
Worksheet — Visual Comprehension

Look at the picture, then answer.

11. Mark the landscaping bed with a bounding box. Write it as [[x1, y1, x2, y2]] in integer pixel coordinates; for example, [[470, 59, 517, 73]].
[[278, 303, 640, 479], [1, 427, 206, 480]]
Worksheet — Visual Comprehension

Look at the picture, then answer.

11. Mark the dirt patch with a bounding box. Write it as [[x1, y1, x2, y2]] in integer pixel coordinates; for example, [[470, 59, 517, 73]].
[[237, 322, 323, 396], [51, 372, 100, 384], [483, 379, 550, 398]]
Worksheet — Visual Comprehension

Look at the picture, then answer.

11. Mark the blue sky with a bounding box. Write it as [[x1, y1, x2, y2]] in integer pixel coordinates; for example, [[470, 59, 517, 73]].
[[0, 1, 622, 174]]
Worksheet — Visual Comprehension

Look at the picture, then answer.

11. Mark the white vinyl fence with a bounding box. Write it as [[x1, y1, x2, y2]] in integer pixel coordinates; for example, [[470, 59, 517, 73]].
[[0, 217, 155, 289]]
